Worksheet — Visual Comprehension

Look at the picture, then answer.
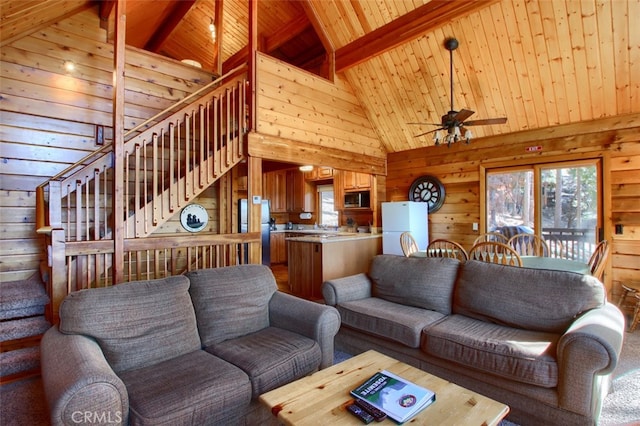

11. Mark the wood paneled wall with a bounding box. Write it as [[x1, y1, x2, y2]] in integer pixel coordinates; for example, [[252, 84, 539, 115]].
[[387, 113, 640, 296], [0, 8, 215, 282], [249, 52, 386, 175]]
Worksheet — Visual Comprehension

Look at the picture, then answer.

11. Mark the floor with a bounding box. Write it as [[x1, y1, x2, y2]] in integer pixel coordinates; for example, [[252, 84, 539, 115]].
[[270, 263, 290, 294]]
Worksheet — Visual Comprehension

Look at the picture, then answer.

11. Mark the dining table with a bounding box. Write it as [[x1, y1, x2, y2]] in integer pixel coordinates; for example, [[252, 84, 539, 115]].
[[520, 256, 591, 274]]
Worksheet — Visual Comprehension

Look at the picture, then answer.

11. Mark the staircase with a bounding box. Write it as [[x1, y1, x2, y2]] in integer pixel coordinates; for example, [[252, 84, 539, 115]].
[[36, 67, 255, 320], [0, 273, 50, 384]]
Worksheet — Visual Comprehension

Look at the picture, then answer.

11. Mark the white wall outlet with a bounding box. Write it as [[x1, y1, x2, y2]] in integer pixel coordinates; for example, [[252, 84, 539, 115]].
[[252, 195, 261, 204], [472, 222, 479, 231]]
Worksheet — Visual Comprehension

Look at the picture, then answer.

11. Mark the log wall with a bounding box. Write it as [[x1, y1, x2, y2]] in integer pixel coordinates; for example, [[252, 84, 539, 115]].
[[0, 8, 216, 282], [249, 53, 386, 175], [387, 114, 640, 298]]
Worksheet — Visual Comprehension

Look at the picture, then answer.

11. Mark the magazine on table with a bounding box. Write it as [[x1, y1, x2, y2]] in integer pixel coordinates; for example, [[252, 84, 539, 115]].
[[350, 369, 436, 423]]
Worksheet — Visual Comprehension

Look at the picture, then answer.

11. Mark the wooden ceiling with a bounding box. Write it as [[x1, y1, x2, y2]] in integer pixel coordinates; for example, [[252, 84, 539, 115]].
[[2, 0, 638, 154]]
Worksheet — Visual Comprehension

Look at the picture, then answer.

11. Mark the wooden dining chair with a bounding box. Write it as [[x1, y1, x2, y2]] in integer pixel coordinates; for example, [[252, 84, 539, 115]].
[[473, 232, 508, 245], [468, 241, 523, 267], [508, 233, 550, 257], [426, 239, 468, 261], [400, 232, 420, 257], [588, 240, 610, 280]]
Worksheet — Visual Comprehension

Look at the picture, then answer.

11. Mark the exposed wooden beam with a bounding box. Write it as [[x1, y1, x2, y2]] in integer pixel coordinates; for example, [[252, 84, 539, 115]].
[[144, 0, 196, 52], [264, 13, 311, 52], [300, 0, 335, 79], [335, 0, 498, 73], [99, 0, 115, 30], [112, 0, 127, 285], [212, 0, 224, 75], [247, 133, 386, 176]]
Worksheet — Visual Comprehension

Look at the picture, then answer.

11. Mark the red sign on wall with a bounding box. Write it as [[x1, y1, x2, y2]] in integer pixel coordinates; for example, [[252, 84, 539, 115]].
[[526, 145, 542, 152]]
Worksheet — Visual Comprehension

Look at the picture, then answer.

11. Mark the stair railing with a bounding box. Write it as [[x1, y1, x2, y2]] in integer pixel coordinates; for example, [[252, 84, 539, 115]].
[[35, 66, 255, 321]]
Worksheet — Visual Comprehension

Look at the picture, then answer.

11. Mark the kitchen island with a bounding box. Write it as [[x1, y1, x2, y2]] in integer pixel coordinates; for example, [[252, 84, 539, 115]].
[[287, 232, 382, 300]]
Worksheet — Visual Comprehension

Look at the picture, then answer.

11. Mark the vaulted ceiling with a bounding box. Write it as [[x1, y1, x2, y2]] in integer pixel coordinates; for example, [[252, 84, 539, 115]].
[[2, 0, 638, 154]]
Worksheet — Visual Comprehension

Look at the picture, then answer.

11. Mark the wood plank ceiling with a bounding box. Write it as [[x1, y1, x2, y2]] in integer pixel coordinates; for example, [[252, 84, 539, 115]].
[[2, 0, 638, 155]]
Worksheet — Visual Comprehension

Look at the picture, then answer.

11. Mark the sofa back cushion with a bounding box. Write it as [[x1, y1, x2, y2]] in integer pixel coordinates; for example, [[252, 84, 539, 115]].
[[453, 260, 605, 333], [59, 275, 201, 373], [369, 255, 460, 315], [186, 265, 277, 346]]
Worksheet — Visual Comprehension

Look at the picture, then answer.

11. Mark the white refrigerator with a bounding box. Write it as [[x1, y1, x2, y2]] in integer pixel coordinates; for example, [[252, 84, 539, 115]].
[[382, 201, 429, 255]]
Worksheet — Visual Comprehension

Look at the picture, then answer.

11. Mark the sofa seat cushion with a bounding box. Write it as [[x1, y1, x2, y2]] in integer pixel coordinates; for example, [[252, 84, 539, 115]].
[[186, 265, 277, 346], [338, 297, 446, 348], [454, 260, 605, 333], [59, 276, 201, 373], [119, 350, 251, 426], [207, 326, 321, 397], [423, 314, 560, 388], [369, 255, 460, 315]]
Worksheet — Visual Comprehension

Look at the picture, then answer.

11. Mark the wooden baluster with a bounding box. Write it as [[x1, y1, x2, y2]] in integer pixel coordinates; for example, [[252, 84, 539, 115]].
[[199, 104, 205, 188], [152, 133, 159, 226], [184, 113, 191, 201], [169, 123, 175, 213], [134, 143, 141, 237]]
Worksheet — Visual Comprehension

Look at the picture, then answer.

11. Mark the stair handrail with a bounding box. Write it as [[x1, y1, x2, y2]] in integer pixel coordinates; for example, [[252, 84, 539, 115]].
[[36, 64, 247, 189]]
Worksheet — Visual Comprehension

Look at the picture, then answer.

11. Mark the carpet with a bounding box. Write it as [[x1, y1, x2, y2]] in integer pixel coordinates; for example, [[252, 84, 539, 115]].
[[2, 332, 638, 426]]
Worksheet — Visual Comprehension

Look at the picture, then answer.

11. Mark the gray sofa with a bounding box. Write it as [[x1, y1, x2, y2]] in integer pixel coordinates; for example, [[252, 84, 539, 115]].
[[322, 255, 625, 426], [41, 264, 341, 426]]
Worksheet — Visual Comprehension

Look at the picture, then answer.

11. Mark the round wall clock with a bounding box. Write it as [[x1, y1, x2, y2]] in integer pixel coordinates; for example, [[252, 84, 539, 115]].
[[408, 176, 446, 213], [180, 203, 208, 232]]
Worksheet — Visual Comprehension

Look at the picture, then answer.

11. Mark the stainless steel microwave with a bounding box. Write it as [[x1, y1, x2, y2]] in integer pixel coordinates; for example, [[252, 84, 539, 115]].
[[344, 191, 370, 208]]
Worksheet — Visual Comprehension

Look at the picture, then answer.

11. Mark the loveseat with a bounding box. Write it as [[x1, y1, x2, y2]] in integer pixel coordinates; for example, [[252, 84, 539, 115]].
[[41, 264, 341, 426], [322, 255, 625, 426]]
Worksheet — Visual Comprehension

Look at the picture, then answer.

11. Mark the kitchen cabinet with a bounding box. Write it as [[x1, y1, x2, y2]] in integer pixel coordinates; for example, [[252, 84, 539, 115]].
[[287, 169, 314, 212], [270, 232, 287, 264], [343, 171, 371, 191], [263, 170, 287, 213], [304, 167, 333, 181], [288, 234, 382, 300]]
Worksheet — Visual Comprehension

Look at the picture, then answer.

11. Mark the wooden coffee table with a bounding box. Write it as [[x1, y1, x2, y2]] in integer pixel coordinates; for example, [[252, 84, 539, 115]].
[[259, 350, 509, 425]]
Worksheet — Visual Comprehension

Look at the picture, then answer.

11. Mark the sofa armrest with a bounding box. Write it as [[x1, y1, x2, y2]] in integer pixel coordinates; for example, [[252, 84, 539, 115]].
[[556, 302, 625, 416], [41, 326, 129, 426], [269, 291, 341, 369], [321, 273, 372, 306]]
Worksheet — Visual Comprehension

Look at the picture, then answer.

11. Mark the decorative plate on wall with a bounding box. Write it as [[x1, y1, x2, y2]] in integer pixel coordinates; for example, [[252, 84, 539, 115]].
[[180, 203, 208, 232], [408, 176, 446, 213]]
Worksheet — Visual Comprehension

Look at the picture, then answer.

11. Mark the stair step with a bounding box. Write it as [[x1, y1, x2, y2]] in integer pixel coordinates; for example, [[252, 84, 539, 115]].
[[0, 317, 50, 343], [0, 346, 40, 379], [0, 274, 49, 321]]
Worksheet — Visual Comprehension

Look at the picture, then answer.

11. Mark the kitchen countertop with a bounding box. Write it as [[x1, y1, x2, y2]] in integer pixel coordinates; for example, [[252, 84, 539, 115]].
[[285, 232, 381, 243]]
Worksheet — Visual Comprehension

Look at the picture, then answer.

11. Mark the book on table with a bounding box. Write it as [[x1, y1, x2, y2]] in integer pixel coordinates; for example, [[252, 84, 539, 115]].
[[350, 369, 436, 423]]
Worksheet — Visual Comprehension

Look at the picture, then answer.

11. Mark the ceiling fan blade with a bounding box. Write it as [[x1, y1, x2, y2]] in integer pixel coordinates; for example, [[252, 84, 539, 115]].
[[452, 109, 475, 122], [407, 122, 443, 126], [414, 128, 443, 138], [463, 117, 508, 126]]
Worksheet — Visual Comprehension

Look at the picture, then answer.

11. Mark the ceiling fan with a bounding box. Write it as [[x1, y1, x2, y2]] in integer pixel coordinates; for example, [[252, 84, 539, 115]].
[[409, 38, 507, 147]]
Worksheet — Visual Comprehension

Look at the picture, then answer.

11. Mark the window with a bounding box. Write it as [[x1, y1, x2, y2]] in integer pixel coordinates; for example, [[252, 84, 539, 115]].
[[484, 160, 601, 262], [317, 184, 338, 227]]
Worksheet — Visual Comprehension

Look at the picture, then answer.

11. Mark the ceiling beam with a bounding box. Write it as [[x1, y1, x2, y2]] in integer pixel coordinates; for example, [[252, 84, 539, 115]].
[[144, 0, 196, 52], [335, 0, 498, 73], [264, 13, 311, 52]]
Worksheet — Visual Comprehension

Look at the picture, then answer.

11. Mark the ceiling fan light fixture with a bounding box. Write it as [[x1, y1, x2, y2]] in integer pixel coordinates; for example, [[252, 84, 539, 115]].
[[464, 129, 473, 143], [433, 131, 442, 145]]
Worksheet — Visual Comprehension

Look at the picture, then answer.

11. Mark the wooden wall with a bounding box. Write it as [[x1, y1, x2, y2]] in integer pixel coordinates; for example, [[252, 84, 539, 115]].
[[248, 52, 387, 175], [387, 114, 640, 297], [0, 8, 215, 282]]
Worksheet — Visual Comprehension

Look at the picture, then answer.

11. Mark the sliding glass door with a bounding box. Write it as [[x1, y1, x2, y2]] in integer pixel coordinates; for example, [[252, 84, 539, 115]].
[[485, 160, 601, 262]]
